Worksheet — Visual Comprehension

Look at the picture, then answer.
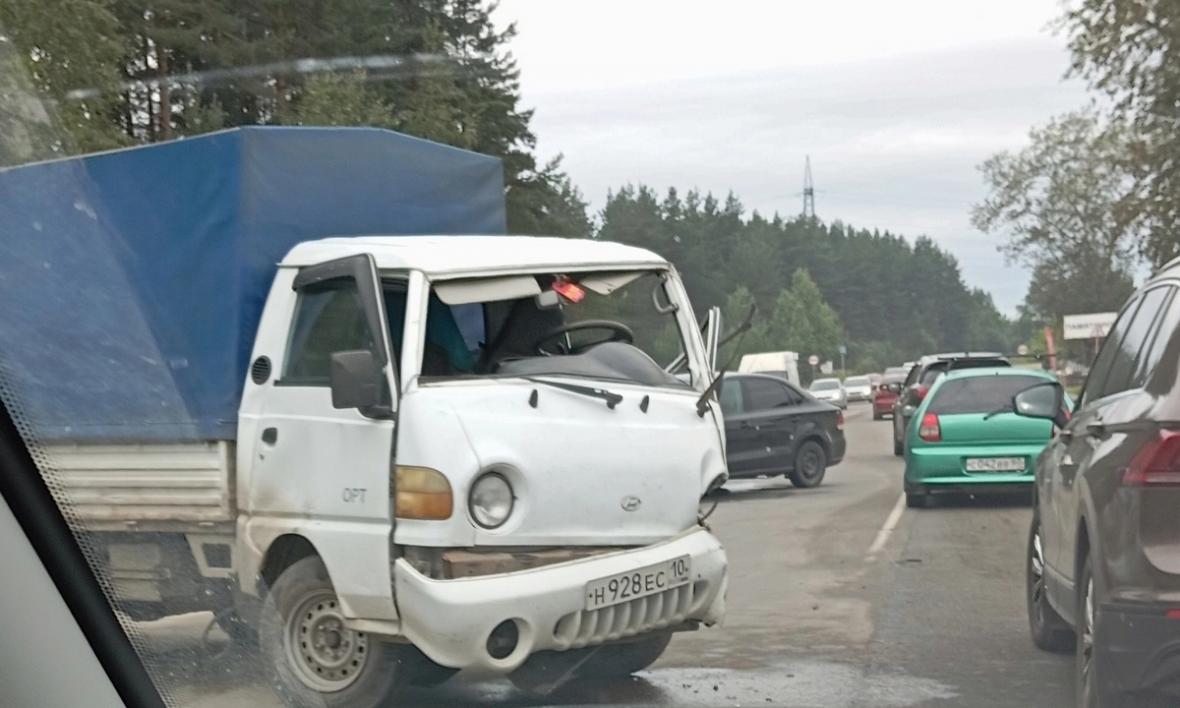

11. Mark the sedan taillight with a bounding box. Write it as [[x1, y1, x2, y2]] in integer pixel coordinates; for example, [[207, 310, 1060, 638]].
[[1123, 430, 1180, 486], [918, 413, 941, 442]]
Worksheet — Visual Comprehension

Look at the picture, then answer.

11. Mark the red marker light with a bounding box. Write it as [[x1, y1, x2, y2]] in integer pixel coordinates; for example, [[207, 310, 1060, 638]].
[[552, 278, 586, 303], [1166, 609, 1180, 620]]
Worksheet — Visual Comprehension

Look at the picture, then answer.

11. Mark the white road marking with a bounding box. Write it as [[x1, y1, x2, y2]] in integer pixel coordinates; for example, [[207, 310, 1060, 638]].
[[866, 492, 907, 559]]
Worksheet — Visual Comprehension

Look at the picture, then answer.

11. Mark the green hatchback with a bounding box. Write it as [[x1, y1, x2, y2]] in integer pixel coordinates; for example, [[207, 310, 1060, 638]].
[[903, 368, 1067, 508]]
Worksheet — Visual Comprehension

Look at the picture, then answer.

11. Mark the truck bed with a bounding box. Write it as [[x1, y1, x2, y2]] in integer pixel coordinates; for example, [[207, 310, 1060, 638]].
[[42, 441, 235, 532]]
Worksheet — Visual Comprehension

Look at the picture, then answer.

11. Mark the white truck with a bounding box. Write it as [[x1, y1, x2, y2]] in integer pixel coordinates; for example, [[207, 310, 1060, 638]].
[[738, 350, 802, 386], [49, 235, 730, 705]]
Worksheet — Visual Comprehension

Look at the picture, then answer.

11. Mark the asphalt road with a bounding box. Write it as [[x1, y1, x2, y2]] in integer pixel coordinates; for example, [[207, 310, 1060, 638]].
[[142, 406, 1075, 707]]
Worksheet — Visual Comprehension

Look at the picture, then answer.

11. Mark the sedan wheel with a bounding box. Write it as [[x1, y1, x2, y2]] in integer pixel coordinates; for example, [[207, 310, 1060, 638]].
[[788, 440, 827, 488], [1026, 519, 1073, 652]]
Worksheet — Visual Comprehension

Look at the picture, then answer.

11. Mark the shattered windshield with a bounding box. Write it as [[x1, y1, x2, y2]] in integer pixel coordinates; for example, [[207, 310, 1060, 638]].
[[421, 269, 690, 387]]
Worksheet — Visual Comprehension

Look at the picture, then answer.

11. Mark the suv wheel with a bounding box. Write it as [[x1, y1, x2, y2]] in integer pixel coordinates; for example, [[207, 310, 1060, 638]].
[[1026, 518, 1073, 652], [1077, 553, 1121, 707]]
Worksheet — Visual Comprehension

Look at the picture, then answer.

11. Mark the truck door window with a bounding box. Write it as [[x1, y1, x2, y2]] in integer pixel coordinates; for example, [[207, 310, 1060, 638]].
[[284, 282, 377, 385]]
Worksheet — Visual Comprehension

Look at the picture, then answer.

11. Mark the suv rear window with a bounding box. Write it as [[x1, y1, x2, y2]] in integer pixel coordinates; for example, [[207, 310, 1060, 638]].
[[928, 374, 1047, 415]]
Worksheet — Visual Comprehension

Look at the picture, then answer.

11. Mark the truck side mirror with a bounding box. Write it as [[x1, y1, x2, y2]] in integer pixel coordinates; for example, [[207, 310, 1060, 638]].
[[330, 350, 391, 417]]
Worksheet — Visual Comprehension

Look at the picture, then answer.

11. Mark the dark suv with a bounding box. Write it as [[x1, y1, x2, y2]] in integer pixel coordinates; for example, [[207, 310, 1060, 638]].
[[891, 352, 1011, 455], [1018, 266, 1180, 707]]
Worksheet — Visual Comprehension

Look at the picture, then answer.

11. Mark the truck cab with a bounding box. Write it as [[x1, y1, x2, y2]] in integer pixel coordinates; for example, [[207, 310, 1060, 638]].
[[234, 235, 729, 704]]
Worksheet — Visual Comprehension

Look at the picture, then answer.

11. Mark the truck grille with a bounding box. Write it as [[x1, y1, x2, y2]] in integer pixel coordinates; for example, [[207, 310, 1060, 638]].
[[552, 580, 707, 649]]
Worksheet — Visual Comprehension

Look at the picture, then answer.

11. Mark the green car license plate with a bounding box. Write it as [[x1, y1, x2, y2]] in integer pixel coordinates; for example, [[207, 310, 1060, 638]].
[[965, 457, 1025, 472]]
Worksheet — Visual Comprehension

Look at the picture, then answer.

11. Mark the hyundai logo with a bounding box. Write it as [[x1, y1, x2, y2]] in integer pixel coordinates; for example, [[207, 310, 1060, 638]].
[[620, 495, 642, 512]]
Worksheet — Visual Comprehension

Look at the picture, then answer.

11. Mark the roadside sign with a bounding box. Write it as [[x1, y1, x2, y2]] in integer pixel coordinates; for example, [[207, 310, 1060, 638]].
[[1063, 312, 1117, 340], [807, 354, 819, 366], [819, 361, 833, 374], [838, 344, 847, 355], [1016, 344, 1030, 356]]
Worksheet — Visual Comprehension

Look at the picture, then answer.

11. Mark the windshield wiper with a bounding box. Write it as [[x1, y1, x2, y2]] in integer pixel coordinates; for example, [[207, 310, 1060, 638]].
[[524, 377, 623, 409], [983, 404, 1013, 420]]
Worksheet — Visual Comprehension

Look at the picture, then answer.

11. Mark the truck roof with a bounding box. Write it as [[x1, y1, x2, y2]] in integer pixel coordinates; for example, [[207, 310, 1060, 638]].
[[283, 235, 666, 275]]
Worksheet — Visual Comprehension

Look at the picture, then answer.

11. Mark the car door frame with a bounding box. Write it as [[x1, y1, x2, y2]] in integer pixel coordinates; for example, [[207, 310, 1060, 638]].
[[737, 375, 804, 474], [237, 254, 402, 621]]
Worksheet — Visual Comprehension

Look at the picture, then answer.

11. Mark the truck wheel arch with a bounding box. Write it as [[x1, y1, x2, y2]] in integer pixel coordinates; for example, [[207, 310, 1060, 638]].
[[258, 534, 319, 596]]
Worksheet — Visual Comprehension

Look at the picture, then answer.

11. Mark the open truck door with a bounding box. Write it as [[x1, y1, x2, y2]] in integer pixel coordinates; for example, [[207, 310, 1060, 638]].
[[239, 253, 401, 621]]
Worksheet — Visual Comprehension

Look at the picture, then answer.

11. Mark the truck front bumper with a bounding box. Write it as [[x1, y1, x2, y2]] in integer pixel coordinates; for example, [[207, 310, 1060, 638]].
[[393, 527, 728, 672]]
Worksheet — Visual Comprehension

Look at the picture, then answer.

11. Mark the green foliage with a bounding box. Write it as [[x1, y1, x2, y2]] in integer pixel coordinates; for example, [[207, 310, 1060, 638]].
[[601, 184, 1013, 372], [1062, 0, 1180, 264], [0, 0, 591, 237], [0, 0, 127, 162], [972, 110, 1140, 325]]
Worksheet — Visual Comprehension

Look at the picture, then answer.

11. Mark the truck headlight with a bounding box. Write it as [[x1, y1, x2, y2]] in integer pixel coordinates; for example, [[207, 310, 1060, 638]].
[[469, 472, 514, 529]]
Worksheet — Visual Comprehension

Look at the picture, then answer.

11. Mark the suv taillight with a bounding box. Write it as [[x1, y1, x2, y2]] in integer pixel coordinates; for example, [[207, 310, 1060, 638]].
[[836, 411, 845, 431], [918, 413, 941, 442], [1123, 431, 1180, 486]]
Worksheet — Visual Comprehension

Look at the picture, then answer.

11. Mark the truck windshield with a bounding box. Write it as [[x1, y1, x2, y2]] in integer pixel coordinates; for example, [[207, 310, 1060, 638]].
[[420, 270, 691, 387]]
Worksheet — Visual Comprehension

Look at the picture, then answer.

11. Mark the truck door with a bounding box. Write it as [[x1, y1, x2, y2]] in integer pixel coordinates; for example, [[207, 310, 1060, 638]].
[[241, 254, 400, 621]]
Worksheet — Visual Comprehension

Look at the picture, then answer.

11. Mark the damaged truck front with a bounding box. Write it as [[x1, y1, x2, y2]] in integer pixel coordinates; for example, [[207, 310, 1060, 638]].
[[238, 235, 729, 704], [0, 128, 730, 707]]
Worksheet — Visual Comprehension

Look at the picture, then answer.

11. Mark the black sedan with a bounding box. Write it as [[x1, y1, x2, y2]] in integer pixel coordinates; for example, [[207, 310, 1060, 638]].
[[719, 373, 846, 488]]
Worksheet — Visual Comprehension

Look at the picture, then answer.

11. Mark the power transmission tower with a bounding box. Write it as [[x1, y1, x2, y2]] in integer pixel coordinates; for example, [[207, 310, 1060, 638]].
[[801, 155, 816, 219]]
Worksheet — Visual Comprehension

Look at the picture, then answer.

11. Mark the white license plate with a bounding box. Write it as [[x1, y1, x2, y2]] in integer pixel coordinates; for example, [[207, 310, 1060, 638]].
[[965, 457, 1025, 472], [585, 556, 691, 610]]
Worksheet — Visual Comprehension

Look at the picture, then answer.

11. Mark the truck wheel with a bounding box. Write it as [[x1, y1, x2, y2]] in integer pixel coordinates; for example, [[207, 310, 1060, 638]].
[[575, 631, 673, 679], [260, 556, 407, 708], [787, 441, 827, 488], [1026, 518, 1074, 653]]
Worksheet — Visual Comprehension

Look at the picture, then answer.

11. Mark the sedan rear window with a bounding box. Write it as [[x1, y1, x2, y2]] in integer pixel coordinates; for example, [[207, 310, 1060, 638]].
[[928, 375, 1048, 415]]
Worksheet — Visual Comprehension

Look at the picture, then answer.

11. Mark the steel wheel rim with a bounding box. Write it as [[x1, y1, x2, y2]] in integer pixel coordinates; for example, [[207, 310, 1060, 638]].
[[1081, 576, 1095, 702], [799, 448, 821, 480], [285, 589, 368, 692]]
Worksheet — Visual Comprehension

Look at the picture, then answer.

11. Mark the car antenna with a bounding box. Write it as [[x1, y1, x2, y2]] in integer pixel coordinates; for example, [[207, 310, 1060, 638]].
[[696, 304, 757, 417]]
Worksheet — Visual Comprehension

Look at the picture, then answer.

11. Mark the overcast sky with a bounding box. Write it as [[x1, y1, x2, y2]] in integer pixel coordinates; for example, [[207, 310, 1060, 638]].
[[493, 0, 1090, 315]]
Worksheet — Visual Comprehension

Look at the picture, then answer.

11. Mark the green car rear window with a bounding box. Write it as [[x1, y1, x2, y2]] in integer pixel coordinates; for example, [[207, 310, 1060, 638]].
[[927, 375, 1048, 415]]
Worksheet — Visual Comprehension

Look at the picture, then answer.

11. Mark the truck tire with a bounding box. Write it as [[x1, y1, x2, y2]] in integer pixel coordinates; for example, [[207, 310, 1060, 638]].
[[260, 556, 409, 708], [787, 440, 827, 488], [575, 631, 673, 679]]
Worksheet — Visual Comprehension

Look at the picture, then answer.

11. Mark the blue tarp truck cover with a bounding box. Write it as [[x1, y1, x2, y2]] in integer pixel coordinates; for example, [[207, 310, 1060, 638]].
[[0, 127, 506, 441]]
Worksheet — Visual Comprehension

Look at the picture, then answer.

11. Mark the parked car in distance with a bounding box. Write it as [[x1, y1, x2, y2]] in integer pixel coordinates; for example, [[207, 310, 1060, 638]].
[[892, 352, 1011, 455], [1019, 264, 1180, 707], [903, 367, 1066, 508], [843, 375, 872, 402], [873, 366, 910, 420], [720, 373, 846, 488], [738, 351, 801, 387], [809, 377, 847, 409]]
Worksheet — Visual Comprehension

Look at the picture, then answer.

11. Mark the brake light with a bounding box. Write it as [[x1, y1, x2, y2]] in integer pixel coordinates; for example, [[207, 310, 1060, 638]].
[[914, 384, 929, 402], [836, 411, 845, 431], [1166, 609, 1180, 620], [918, 413, 941, 442], [1122, 431, 1180, 486]]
